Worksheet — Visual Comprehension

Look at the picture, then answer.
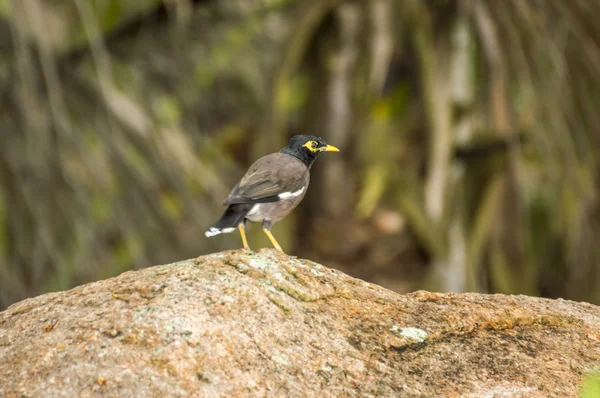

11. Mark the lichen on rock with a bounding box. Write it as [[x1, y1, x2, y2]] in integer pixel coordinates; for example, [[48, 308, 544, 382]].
[[0, 249, 599, 397]]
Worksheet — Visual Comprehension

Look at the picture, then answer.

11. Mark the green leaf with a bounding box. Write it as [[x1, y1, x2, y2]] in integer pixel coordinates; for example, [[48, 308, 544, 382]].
[[581, 372, 600, 398]]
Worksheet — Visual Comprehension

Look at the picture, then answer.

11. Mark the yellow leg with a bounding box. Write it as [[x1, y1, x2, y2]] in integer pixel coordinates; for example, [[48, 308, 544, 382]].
[[263, 228, 283, 252], [238, 224, 250, 250]]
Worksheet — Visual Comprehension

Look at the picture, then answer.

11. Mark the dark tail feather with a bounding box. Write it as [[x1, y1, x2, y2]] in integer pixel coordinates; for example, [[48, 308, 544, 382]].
[[205, 204, 251, 237]]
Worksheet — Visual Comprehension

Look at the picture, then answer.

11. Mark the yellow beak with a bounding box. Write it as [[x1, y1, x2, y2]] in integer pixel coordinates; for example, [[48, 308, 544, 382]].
[[320, 144, 340, 152]]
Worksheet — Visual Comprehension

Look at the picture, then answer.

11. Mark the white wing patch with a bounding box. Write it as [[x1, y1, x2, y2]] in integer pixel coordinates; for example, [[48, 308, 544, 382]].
[[247, 204, 260, 216], [278, 186, 305, 200]]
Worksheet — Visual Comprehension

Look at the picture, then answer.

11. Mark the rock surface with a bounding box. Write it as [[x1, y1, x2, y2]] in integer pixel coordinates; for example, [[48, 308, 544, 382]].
[[0, 249, 599, 397]]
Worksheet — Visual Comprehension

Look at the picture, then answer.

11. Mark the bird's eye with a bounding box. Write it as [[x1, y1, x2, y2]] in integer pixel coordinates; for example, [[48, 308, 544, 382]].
[[311, 141, 317, 148]]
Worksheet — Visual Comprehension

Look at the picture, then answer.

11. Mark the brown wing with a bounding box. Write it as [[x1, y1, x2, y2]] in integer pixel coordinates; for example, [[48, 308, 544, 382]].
[[223, 153, 308, 205]]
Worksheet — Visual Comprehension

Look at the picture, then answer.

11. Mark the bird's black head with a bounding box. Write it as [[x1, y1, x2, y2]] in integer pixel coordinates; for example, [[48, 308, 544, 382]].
[[280, 135, 339, 167]]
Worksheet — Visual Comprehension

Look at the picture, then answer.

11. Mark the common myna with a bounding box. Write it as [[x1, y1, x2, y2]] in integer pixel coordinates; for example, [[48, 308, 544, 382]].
[[205, 135, 339, 252]]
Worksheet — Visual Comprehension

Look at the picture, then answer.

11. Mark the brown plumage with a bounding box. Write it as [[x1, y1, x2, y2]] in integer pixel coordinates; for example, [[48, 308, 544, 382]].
[[205, 135, 339, 252], [224, 153, 307, 206]]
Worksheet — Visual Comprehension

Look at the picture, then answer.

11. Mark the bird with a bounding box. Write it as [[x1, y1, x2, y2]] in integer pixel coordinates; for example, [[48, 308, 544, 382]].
[[205, 135, 339, 253]]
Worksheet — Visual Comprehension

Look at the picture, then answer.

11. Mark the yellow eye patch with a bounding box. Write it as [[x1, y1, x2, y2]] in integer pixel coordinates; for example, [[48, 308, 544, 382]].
[[302, 140, 319, 152]]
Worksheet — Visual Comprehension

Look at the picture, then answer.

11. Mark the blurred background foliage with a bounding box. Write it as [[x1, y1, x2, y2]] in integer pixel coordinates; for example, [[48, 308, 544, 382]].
[[1, 0, 599, 310]]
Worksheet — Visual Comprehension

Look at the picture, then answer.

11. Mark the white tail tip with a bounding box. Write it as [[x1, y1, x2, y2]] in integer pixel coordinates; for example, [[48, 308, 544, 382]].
[[205, 227, 236, 237]]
